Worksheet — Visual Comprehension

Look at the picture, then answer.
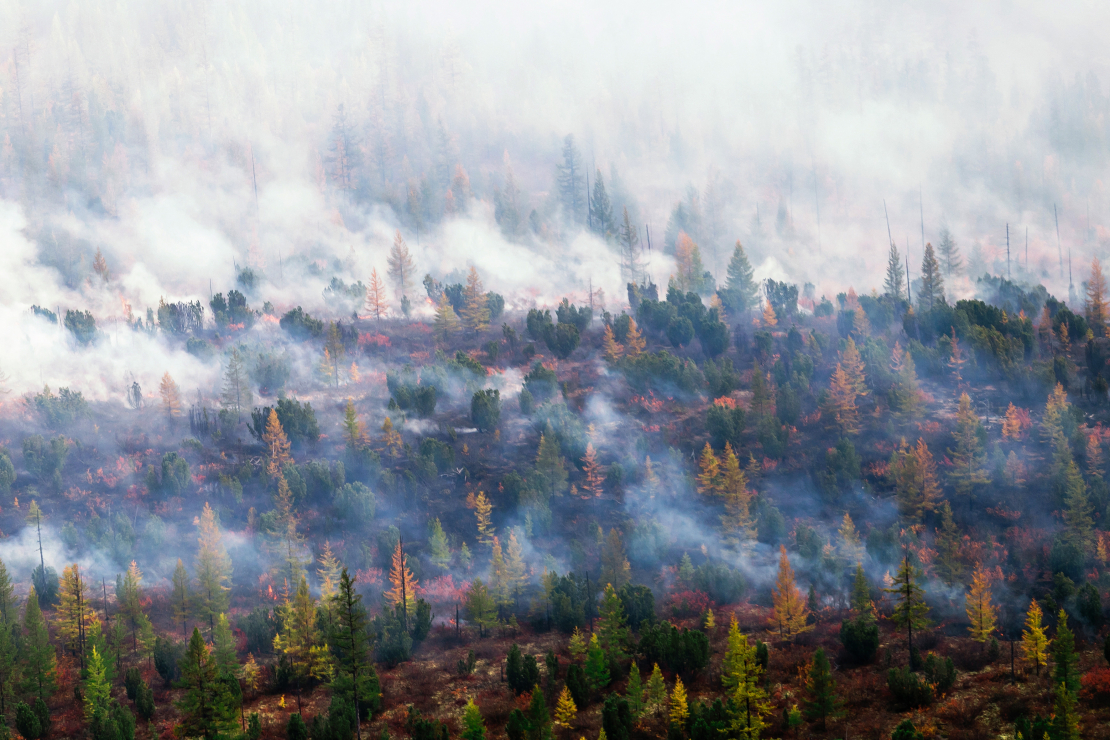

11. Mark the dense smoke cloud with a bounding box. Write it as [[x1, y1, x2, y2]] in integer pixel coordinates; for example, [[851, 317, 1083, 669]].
[[2, 0, 1110, 400]]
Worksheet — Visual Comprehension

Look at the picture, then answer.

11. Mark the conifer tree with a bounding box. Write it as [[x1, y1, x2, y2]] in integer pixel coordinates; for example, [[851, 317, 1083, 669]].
[[965, 565, 997, 642], [669, 676, 689, 727], [1053, 609, 1080, 697], [274, 576, 332, 708], [937, 226, 961, 277], [0, 559, 13, 625], [1087, 432, 1104, 479], [837, 513, 863, 565], [0, 608, 15, 715], [387, 231, 416, 304], [625, 319, 646, 358], [625, 664, 644, 719], [589, 170, 616, 239], [172, 558, 191, 637], [536, 432, 569, 498], [948, 393, 989, 497], [599, 530, 631, 590], [220, 348, 252, 422], [462, 267, 491, 333], [263, 409, 292, 478], [554, 686, 577, 729], [463, 698, 487, 740], [316, 541, 342, 602], [177, 627, 238, 739], [120, 560, 145, 649], [1061, 455, 1095, 553], [596, 584, 628, 659], [268, 475, 309, 589], [722, 616, 755, 694], [581, 443, 605, 499], [889, 341, 922, 417], [719, 443, 755, 547], [934, 501, 964, 585], [884, 556, 930, 661], [380, 417, 402, 459], [1001, 403, 1024, 440], [803, 648, 843, 730], [195, 503, 233, 633], [473, 492, 495, 547], [618, 207, 644, 286], [724, 619, 771, 740], [160, 371, 182, 419], [761, 301, 777, 327], [557, 135, 585, 225], [366, 268, 389, 322], [771, 546, 811, 638], [332, 568, 379, 735], [386, 540, 419, 617], [433, 293, 460, 343], [585, 634, 610, 690], [59, 563, 96, 667], [850, 564, 871, 615], [1051, 680, 1081, 740], [83, 644, 111, 723], [602, 325, 623, 363], [723, 241, 759, 315], [697, 443, 720, 494], [568, 628, 587, 662], [1085, 257, 1108, 336], [917, 243, 944, 312], [884, 242, 905, 300], [645, 663, 666, 711], [827, 366, 859, 434], [504, 531, 527, 605], [485, 537, 506, 614], [20, 587, 57, 702], [428, 519, 451, 570], [1021, 598, 1050, 675]]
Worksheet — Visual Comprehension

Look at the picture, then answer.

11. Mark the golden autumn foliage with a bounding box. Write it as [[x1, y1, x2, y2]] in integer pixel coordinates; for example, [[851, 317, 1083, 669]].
[[771, 545, 811, 638]]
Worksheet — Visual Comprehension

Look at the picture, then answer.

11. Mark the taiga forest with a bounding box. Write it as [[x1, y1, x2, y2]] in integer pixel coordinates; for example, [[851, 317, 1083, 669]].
[[0, 2, 1109, 739]]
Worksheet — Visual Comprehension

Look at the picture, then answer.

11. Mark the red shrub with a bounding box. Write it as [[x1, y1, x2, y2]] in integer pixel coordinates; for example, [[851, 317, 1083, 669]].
[[1081, 666, 1110, 706], [663, 590, 713, 618]]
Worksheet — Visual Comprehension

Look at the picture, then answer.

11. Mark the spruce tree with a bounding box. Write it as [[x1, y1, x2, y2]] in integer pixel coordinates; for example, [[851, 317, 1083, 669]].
[[936, 226, 961, 277], [556, 135, 585, 226], [332, 568, 380, 732], [625, 664, 644, 719], [884, 242, 905, 300], [20, 586, 57, 703], [1053, 609, 1080, 697], [917, 243, 944, 312], [948, 393, 989, 498], [803, 648, 843, 730], [590, 171, 616, 239], [220, 348, 252, 422], [618, 208, 643, 286], [596, 584, 628, 659], [723, 241, 759, 315], [883, 556, 930, 662], [585, 634, 610, 690], [176, 628, 237, 739]]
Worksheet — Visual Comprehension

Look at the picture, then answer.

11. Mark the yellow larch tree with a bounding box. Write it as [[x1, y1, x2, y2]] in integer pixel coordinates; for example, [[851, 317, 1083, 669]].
[[581, 444, 604, 498], [1021, 598, 1050, 675], [366, 268, 389, 321], [669, 676, 689, 727], [626, 318, 646, 358], [1001, 403, 1024, 440], [433, 293, 461, 343], [380, 417, 402, 458], [160, 372, 182, 419], [1085, 257, 1108, 335], [554, 685, 577, 729], [1087, 432, 1104, 480], [771, 545, 811, 638], [461, 267, 490, 333], [826, 364, 859, 434], [263, 408, 292, 478], [697, 443, 721, 494], [761, 302, 777, 327], [965, 564, 997, 642], [602, 324, 623, 363], [719, 443, 755, 547], [386, 540, 419, 616], [472, 491, 495, 546]]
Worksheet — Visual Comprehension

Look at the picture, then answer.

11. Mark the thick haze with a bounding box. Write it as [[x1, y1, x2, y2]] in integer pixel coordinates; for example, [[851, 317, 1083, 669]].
[[2, 0, 1110, 397]]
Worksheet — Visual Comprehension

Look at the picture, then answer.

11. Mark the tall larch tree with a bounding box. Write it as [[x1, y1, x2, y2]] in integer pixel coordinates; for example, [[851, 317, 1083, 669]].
[[274, 576, 331, 709], [59, 563, 97, 668], [366, 268, 389, 321], [332, 568, 380, 735], [263, 409, 292, 478], [433, 293, 461, 343], [1085, 257, 1108, 336], [160, 371, 182, 419], [220, 348, 252, 422], [770, 546, 811, 639], [386, 540, 419, 619], [719, 444, 755, 547], [387, 231, 416, 311], [948, 393, 989, 497], [599, 530, 631, 590], [176, 627, 238, 739], [1021, 598, 1050, 675], [462, 267, 490, 333], [120, 560, 145, 649], [472, 491, 495, 547], [965, 565, 997, 642], [625, 318, 646, 358], [195, 503, 233, 633], [696, 443, 720, 494], [269, 475, 309, 590], [618, 207, 643, 286], [172, 558, 191, 637]]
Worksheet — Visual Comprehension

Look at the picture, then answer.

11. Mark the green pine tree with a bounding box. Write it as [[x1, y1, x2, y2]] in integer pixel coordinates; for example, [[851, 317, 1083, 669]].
[[596, 584, 628, 660], [802, 648, 843, 730], [883, 556, 930, 663], [584, 634, 610, 690], [723, 241, 759, 315], [19, 586, 57, 703], [625, 663, 644, 719], [175, 627, 238, 739], [1053, 609, 1080, 698]]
